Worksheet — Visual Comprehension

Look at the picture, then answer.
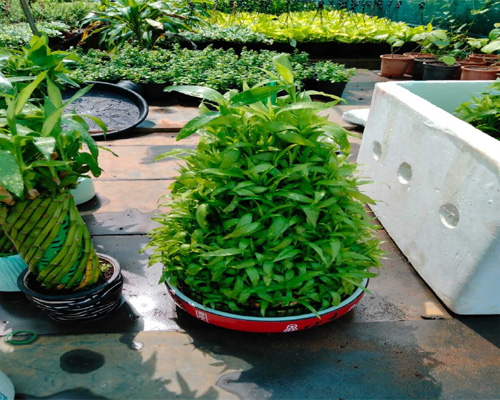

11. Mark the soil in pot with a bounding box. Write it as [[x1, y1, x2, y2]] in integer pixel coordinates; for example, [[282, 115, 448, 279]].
[[17, 253, 123, 322], [423, 62, 460, 80], [460, 65, 500, 80], [379, 54, 412, 78]]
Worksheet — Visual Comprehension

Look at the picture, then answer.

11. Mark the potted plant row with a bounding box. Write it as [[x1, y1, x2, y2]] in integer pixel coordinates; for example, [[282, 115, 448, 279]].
[[146, 54, 383, 333], [0, 36, 123, 322]]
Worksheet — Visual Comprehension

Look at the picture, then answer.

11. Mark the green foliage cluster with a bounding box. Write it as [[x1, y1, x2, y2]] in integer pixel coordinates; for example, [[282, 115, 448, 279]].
[[0, 22, 70, 48], [69, 45, 354, 91], [182, 25, 273, 44], [147, 55, 383, 316], [454, 80, 500, 139], [0, 36, 105, 290], [0, 36, 103, 201], [213, 0, 319, 14], [83, 0, 211, 50], [206, 10, 432, 44], [0, 0, 95, 27]]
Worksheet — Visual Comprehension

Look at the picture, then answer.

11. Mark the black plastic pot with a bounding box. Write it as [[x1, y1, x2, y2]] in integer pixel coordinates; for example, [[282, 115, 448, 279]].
[[412, 57, 437, 80], [142, 83, 172, 102], [315, 81, 347, 98], [423, 62, 460, 81], [116, 80, 145, 96], [17, 253, 123, 322]]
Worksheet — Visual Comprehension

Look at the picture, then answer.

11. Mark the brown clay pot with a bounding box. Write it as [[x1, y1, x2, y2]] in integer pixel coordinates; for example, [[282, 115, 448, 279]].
[[467, 53, 500, 65], [403, 53, 435, 75], [454, 59, 488, 79], [379, 54, 412, 78], [460, 65, 500, 80]]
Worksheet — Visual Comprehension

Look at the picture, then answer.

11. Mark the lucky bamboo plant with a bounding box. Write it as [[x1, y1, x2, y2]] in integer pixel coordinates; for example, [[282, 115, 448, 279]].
[[0, 37, 107, 291], [147, 54, 383, 316]]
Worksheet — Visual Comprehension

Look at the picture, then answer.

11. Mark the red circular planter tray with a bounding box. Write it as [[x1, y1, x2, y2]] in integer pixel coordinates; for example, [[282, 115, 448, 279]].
[[166, 278, 368, 333]]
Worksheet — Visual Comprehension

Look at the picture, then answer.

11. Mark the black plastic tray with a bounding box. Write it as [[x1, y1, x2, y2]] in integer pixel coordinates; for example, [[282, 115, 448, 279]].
[[63, 82, 148, 140]]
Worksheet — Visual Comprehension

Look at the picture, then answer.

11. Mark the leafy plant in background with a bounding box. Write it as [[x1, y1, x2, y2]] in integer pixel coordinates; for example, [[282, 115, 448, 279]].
[[0, 37, 108, 290], [0, 21, 70, 48], [69, 45, 354, 91], [454, 80, 500, 140], [482, 23, 500, 54], [147, 54, 383, 316], [207, 10, 431, 44], [0, 0, 95, 27], [82, 0, 212, 50], [308, 61, 355, 82], [181, 25, 273, 44]]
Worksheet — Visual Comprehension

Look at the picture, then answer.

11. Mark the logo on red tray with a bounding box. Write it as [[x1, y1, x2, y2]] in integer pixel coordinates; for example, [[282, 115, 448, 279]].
[[283, 324, 299, 332], [195, 310, 209, 323]]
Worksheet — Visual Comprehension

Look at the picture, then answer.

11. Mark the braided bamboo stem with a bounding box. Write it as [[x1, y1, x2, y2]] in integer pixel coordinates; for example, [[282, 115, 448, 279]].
[[0, 193, 102, 290], [0, 229, 16, 256]]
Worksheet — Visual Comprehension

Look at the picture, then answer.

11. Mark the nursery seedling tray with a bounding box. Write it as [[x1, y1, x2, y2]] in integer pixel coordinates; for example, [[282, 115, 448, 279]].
[[63, 82, 148, 140]]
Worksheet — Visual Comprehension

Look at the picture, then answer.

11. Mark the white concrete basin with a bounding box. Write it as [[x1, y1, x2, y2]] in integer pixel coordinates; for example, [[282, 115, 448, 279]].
[[357, 80, 500, 315]]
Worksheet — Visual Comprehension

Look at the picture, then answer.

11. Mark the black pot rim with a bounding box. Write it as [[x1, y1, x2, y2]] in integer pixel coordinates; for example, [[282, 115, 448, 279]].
[[17, 253, 121, 300]]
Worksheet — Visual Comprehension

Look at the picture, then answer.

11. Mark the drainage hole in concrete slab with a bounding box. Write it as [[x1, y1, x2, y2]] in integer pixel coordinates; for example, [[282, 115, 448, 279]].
[[397, 162, 412, 184], [373, 141, 382, 160], [439, 203, 460, 228]]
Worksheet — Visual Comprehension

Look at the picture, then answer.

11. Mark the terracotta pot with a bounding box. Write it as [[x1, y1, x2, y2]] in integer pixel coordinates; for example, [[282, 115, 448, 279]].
[[403, 53, 435, 75], [460, 65, 500, 80], [423, 62, 460, 80], [467, 53, 500, 65], [455, 59, 488, 79], [379, 54, 412, 78], [467, 53, 499, 61]]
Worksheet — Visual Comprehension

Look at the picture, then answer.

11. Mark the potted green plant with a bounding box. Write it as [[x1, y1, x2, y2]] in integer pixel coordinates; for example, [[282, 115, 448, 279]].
[[0, 37, 123, 322], [146, 54, 383, 332], [379, 36, 412, 78]]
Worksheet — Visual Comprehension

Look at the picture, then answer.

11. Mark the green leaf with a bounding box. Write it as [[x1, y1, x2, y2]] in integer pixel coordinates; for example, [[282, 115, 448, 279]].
[[482, 40, 500, 54], [165, 86, 225, 103], [196, 204, 209, 230], [177, 112, 221, 141], [0, 73, 13, 93], [14, 71, 48, 115], [275, 131, 314, 146], [273, 53, 294, 84], [230, 86, 287, 106], [267, 217, 288, 239], [346, 189, 376, 205], [202, 248, 246, 257], [47, 77, 62, 108], [302, 207, 319, 228], [275, 191, 314, 203], [33, 137, 56, 160], [246, 267, 260, 286], [0, 150, 23, 198], [225, 222, 262, 239], [305, 242, 328, 265]]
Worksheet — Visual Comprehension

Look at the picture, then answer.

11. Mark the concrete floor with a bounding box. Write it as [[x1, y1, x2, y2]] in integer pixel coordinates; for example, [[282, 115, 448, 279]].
[[0, 71, 499, 400]]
